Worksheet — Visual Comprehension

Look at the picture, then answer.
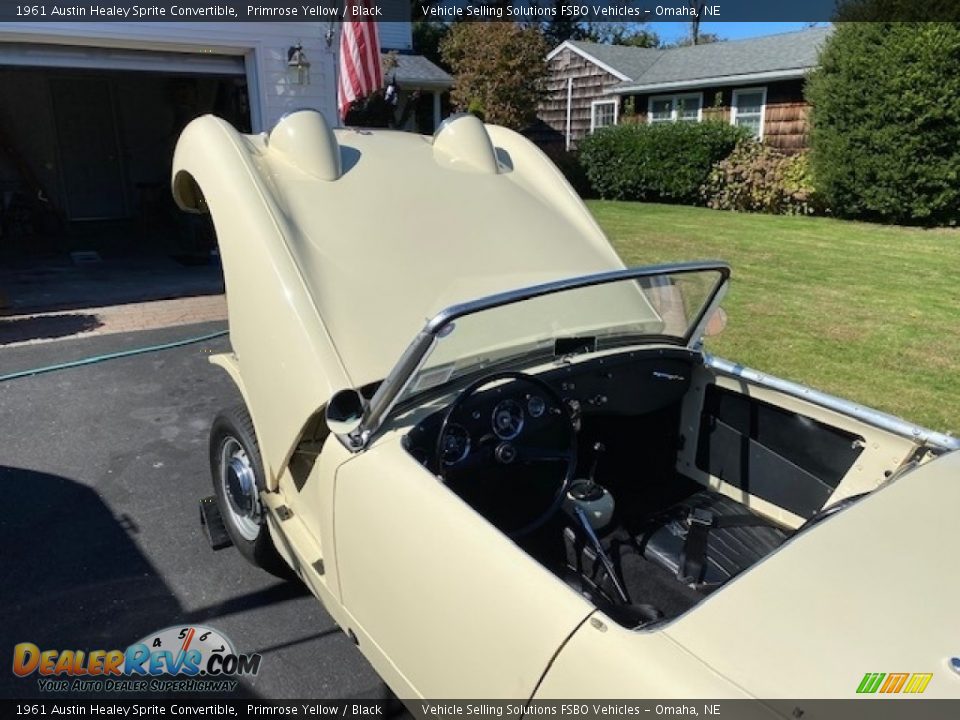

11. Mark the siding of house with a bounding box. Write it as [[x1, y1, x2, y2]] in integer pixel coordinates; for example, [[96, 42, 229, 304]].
[[379, 22, 413, 51], [625, 79, 810, 152], [761, 80, 810, 152], [535, 47, 622, 149]]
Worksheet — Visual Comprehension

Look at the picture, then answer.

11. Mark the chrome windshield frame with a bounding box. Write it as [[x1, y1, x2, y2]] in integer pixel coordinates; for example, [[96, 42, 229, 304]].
[[351, 261, 731, 450]]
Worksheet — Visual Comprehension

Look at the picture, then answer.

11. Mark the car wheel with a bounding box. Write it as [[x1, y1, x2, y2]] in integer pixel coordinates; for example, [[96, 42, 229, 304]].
[[209, 405, 294, 580]]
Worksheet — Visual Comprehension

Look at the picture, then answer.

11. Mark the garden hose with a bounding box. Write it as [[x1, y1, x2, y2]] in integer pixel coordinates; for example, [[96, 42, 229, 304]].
[[0, 329, 228, 383]]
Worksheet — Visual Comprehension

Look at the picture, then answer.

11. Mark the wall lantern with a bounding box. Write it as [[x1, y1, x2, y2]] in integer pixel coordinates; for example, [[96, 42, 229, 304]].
[[287, 43, 311, 86]]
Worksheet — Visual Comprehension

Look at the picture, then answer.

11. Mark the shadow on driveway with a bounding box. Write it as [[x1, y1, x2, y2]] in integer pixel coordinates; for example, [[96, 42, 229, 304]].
[[0, 465, 266, 700], [0, 314, 103, 345]]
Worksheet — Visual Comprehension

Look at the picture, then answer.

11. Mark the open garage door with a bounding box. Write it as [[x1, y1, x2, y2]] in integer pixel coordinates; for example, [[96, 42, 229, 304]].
[[0, 42, 245, 76], [0, 43, 249, 256]]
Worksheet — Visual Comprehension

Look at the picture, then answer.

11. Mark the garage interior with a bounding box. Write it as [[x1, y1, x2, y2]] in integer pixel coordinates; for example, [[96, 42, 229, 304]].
[[0, 45, 249, 311]]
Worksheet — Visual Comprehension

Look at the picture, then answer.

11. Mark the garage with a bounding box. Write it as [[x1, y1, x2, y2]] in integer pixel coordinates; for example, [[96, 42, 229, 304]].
[[0, 43, 251, 260]]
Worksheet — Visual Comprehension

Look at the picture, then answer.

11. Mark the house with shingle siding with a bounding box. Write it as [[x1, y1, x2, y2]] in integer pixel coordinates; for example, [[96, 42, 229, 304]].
[[538, 26, 831, 152]]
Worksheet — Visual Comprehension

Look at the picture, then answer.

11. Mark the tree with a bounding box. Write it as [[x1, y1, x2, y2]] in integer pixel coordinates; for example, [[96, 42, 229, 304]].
[[583, 22, 660, 48], [440, 22, 550, 130], [542, 0, 586, 47], [832, 0, 960, 21], [668, 32, 722, 48], [412, 21, 451, 71], [805, 22, 960, 224], [541, 8, 660, 48], [688, 1, 705, 45]]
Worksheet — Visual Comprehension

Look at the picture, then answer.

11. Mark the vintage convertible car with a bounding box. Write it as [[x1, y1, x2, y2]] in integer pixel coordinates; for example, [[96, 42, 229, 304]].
[[172, 111, 960, 701]]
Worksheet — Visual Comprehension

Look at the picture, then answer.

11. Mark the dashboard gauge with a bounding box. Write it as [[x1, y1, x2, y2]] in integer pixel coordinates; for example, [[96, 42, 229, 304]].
[[440, 423, 471, 466], [527, 395, 546, 418], [492, 399, 524, 440]]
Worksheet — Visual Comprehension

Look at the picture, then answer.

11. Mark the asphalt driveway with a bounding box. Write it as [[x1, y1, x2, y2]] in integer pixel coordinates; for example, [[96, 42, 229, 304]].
[[0, 322, 385, 700]]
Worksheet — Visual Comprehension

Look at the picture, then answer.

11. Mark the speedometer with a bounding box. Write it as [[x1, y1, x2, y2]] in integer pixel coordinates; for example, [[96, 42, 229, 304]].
[[527, 395, 546, 418], [440, 423, 471, 466], [492, 399, 524, 440]]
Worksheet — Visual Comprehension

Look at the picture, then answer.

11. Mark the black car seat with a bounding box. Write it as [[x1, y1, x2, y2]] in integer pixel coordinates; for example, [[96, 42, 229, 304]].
[[636, 489, 790, 587]]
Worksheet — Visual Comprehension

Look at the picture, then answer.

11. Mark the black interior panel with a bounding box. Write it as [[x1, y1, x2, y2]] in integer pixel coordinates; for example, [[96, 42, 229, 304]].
[[543, 351, 693, 416], [696, 385, 864, 518]]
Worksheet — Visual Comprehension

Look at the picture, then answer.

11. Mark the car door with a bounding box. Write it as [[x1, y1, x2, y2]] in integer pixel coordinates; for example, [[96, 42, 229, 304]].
[[333, 438, 595, 699]]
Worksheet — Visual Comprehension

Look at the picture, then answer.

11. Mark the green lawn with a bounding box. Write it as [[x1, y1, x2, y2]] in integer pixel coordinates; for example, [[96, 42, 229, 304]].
[[588, 201, 960, 435]]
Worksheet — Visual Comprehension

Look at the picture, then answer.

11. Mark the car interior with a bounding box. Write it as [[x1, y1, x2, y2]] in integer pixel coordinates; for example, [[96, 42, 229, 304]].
[[402, 345, 888, 629]]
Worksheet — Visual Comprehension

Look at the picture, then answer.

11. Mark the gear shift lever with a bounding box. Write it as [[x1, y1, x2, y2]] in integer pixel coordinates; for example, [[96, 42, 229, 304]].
[[587, 442, 605, 485], [563, 441, 615, 530]]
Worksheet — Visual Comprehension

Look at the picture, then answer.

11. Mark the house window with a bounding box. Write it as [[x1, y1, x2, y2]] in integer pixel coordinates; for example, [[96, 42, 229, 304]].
[[647, 94, 703, 124], [731, 87, 767, 140], [590, 100, 618, 132], [649, 97, 674, 123]]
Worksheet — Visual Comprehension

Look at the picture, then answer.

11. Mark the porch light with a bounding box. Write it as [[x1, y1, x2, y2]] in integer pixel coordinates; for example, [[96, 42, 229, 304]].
[[287, 43, 311, 86]]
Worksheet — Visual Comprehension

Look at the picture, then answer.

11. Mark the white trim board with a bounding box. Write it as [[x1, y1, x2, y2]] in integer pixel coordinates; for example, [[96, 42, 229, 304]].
[[0, 42, 245, 74], [609, 67, 809, 95], [546, 40, 631, 82]]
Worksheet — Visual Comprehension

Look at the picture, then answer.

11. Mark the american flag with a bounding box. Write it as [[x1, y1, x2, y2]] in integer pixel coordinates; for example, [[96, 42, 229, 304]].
[[337, 1, 382, 121]]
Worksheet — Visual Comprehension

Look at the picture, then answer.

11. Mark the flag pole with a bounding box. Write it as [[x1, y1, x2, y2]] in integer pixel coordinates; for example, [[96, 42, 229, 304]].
[[331, 2, 342, 128]]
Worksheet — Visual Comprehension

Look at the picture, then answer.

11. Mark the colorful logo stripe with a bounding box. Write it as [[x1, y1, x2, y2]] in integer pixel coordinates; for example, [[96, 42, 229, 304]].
[[857, 672, 932, 694], [903, 673, 933, 694]]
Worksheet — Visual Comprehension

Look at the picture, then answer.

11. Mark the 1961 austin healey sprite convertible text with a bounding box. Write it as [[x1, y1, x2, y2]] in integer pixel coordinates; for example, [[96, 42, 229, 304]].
[[172, 111, 960, 701]]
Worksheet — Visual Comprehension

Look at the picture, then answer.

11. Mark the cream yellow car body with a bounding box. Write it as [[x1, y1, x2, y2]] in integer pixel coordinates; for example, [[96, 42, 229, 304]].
[[173, 111, 960, 703]]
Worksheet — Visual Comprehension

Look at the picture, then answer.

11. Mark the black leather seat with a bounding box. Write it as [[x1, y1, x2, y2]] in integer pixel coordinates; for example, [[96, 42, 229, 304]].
[[637, 489, 789, 587]]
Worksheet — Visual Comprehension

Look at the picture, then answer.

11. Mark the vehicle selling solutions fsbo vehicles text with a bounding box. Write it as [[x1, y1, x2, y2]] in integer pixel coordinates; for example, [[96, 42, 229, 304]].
[[423, 4, 720, 19]]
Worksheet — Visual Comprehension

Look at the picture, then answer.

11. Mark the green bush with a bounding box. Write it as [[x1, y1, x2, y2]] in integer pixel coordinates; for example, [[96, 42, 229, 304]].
[[701, 141, 823, 215], [540, 145, 593, 198], [805, 23, 960, 225], [578, 121, 749, 203]]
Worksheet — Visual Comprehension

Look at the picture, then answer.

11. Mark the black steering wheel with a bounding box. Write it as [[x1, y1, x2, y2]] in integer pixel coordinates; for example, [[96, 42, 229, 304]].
[[435, 371, 577, 538]]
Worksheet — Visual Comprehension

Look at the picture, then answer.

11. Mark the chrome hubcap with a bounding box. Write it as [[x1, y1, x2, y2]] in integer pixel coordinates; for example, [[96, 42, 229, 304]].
[[220, 437, 261, 541]]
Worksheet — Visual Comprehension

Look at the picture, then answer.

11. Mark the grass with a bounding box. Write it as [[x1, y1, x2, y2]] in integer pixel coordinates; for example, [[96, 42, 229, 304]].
[[588, 201, 960, 436]]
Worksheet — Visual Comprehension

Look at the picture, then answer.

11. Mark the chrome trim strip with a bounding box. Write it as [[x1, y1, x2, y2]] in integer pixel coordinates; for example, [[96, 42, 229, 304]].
[[358, 261, 730, 449], [687, 278, 728, 352], [705, 354, 960, 453]]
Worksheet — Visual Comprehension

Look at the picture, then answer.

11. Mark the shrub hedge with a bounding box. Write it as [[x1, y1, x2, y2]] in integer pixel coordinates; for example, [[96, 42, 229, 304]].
[[805, 22, 960, 225], [539, 145, 593, 198], [578, 121, 749, 203], [700, 141, 822, 215]]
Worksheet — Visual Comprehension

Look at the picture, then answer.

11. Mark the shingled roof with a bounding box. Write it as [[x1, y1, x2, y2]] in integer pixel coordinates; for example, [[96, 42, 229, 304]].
[[383, 53, 453, 90], [549, 26, 832, 94], [559, 41, 661, 82]]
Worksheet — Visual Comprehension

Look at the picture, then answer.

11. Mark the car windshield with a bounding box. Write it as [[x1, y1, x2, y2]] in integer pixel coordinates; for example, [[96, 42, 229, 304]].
[[395, 267, 726, 405]]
